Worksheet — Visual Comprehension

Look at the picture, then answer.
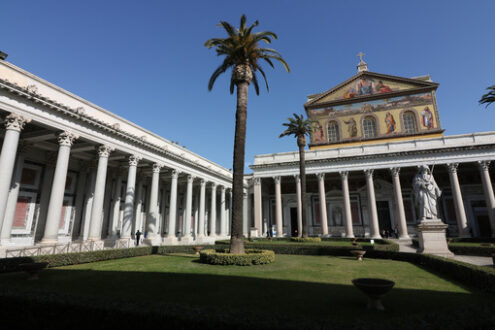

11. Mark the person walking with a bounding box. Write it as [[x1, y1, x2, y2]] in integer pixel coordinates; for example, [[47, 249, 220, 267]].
[[135, 230, 142, 246]]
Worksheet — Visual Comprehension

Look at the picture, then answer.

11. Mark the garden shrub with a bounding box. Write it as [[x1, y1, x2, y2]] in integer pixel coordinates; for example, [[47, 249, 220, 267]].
[[290, 237, 321, 243], [199, 249, 275, 265]]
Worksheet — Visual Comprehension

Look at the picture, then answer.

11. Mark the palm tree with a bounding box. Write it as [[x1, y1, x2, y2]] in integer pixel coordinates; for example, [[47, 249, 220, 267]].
[[279, 113, 314, 238], [205, 15, 290, 253], [480, 85, 495, 107]]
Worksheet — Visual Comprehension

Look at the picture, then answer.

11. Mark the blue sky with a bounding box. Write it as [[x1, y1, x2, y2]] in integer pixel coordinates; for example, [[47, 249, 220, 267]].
[[2, 0, 494, 171]]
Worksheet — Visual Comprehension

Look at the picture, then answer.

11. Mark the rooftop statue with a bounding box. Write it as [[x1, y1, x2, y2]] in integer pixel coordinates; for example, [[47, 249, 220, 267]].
[[413, 165, 442, 221]]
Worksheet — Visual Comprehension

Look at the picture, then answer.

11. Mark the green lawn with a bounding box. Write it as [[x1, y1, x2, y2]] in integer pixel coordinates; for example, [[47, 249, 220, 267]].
[[1, 254, 491, 327]]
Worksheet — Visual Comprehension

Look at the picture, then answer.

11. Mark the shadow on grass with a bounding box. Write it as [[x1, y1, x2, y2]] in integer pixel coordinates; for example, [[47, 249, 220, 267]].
[[1, 262, 494, 329]]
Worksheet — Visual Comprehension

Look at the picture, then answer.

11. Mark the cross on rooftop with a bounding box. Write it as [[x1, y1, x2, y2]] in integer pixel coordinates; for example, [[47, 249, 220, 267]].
[[357, 52, 365, 63]]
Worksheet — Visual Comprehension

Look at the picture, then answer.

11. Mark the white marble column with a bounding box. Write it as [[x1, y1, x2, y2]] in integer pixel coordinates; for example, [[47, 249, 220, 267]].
[[219, 186, 227, 237], [1, 142, 29, 244], [0, 114, 29, 235], [41, 131, 78, 244], [182, 174, 194, 240], [390, 167, 409, 239], [146, 163, 162, 243], [365, 169, 381, 239], [88, 145, 113, 241], [242, 189, 249, 236], [34, 153, 57, 242], [109, 169, 123, 238], [274, 176, 283, 237], [340, 171, 354, 238], [197, 179, 206, 239], [447, 163, 470, 237], [121, 155, 140, 240], [317, 173, 329, 236], [478, 161, 495, 237], [253, 177, 262, 237], [80, 165, 96, 240], [294, 175, 303, 237], [209, 183, 217, 237], [71, 163, 88, 240], [165, 170, 179, 241]]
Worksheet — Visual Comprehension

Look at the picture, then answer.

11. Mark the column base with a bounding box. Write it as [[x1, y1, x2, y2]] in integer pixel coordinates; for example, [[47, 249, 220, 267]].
[[370, 235, 382, 239], [179, 235, 195, 245], [143, 235, 163, 246], [39, 238, 58, 245], [116, 238, 134, 248], [398, 235, 411, 241], [417, 220, 454, 257], [162, 236, 179, 245]]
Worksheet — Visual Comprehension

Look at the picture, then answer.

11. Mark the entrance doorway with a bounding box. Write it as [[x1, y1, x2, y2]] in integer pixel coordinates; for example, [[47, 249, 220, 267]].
[[376, 201, 392, 235], [290, 207, 298, 237]]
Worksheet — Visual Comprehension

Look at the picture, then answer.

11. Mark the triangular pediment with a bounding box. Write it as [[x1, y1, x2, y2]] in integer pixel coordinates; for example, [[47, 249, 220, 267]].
[[305, 72, 438, 108]]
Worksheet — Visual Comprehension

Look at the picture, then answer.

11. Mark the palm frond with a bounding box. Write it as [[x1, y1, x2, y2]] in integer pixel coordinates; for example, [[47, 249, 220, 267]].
[[480, 85, 495, 108]]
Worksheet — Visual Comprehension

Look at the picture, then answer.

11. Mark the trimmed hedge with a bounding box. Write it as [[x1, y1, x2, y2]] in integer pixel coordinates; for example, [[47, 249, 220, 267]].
[[290, 237, 321, 243], [413, 238, 495, 256], [200, 249, 275, 266]]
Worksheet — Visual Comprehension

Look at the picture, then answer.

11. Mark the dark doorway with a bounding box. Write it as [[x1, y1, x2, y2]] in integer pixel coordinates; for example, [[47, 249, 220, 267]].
[[376, 201, 392, 235], [290, 207, 298, 237], [476, 215, 491, 238]]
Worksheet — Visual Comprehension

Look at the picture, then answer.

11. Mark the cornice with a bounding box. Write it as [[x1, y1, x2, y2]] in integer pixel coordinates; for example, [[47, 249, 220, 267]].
[[0, 77, 232, 182]]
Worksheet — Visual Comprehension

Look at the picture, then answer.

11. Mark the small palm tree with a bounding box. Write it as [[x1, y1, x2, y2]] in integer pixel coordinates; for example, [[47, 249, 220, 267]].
[[205, 15, 290, 253], [480, 85, 495, 107], [279, 114, 314, 238]]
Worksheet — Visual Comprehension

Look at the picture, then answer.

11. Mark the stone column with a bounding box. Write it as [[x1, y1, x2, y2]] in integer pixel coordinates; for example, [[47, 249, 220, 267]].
[[109, 169, 123, 238], [209, 183, 217, 237], [253, 177, 262, 237], [1, 142, 29, 244], [164, 170, 179, 242], [242, 189, 249, 236], [34, 152, 57, 242], [294, 175, 303, 238], [146, 163, 162, 244], [41, 131, 78, 244], [340, 171, 354, 238], [197, 179, 206, 239], [87, 145, 113, 241], [134, 177, 144, 233], [71, 163, 88, 240], [274, 176, 283, 237], [181, 174, 194, 241], [478, 161, 495, 237], [220, 186, 227, 237], [80, 164, 96, 241], [0, 114, 29, 234], [447, 163, 470, 237], [390, 167, 410, 239], [121, 155, 140, 241], [317, 173, 329, 236], [365, 169, 381, 239]]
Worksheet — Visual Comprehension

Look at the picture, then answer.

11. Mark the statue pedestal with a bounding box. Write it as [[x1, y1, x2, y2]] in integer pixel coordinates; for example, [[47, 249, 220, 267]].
[[417, 220, 454, 257]]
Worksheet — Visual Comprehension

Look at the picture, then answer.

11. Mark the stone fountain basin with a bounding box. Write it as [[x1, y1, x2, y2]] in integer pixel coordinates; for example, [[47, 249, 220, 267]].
[[192, 246, 204, 255], [352, 278, 395, 298], [350, 249, 366, 260]]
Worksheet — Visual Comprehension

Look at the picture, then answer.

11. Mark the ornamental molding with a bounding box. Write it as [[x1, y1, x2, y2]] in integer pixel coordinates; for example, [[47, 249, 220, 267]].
[[478, 161, 491, 171], [0, 77, 232, 182], [97, 145, 114, 157], [4, 113, 31, 131], [58, 131, 78, 146]]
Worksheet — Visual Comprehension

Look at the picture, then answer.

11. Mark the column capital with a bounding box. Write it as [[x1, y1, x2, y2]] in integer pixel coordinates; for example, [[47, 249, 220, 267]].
[[58, 131, 78, 147], [210, 181, 218, 189], [478, 161, 491, 171], [152, 163, 163, 173], [4, 113, 31, 132], [171, 169, 180, 179], [446, 163, 459, 173], [339, 171, 349, 179], [389, 167, 400, 177], [200, 179, 206, 186], [128, 155, 141, 167], [187, 174, 195, 182], [97, 145, 114, 158], [253, 177, 261, 185], [364, 169, 374, 178], [273, 176, 281, 184], [294, 174, 300, 181], [220, 185, 226, 192], [316, 173, 325, 180]]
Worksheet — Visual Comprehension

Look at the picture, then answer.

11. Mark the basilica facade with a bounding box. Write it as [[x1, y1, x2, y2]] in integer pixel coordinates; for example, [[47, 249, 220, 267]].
[[247, 58, 495, 240], [0, 57, 243, 258]]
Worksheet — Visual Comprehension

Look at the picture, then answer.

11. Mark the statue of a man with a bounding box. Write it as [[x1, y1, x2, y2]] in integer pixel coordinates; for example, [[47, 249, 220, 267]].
[[413, 165, 442, 221]]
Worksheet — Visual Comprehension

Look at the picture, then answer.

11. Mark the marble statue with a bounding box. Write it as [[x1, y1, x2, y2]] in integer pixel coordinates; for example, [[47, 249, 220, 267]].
[[413, 165, 442, 221]]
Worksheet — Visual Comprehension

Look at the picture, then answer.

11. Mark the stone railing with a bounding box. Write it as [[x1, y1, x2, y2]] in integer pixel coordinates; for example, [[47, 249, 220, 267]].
[[5, 240, 106, 258]]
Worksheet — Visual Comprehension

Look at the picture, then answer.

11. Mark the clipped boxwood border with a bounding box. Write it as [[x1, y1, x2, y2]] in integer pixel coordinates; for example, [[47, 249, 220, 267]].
[[200, 249, 275, 266], [290, 237, 321, 243]]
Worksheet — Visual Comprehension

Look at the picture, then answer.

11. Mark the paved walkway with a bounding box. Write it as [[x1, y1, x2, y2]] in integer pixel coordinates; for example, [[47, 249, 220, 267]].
[[390, 239, 493, 267]]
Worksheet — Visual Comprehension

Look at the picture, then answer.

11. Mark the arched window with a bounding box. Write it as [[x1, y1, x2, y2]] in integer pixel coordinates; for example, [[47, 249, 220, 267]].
[[327, 121, 340, 143], [362, 116, 377, 138], [403, 111, 417, 134]]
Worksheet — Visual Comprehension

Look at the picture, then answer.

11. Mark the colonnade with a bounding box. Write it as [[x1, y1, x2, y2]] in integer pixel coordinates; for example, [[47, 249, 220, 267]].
[[0, 112, 233, 247], [253, 163, 495, 238]]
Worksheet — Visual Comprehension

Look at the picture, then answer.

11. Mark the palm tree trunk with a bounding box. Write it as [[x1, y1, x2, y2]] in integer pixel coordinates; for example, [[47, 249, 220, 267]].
[[229, 80, 248, 254], [298, 142, 307, 238]]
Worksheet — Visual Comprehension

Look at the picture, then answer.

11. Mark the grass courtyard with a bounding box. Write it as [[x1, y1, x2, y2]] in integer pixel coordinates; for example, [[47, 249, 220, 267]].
[[1, 253, 493, 328]]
